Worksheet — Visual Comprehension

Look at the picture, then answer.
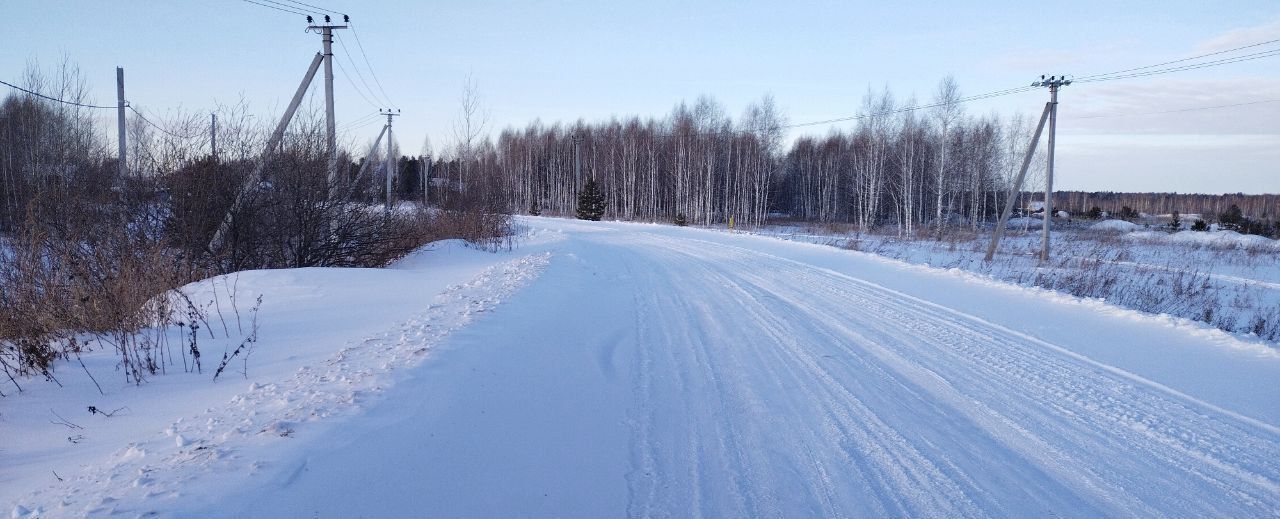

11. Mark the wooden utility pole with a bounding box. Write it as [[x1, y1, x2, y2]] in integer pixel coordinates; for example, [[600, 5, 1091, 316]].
[[116, 67, 126, 181], [306, 16, 348, 186]]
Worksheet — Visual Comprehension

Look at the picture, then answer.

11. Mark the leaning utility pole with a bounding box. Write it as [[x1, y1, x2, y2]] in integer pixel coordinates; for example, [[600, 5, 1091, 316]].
[[306, 15, 348, 186], [116, 67, 127, 181], [984, 74, 1070, 262], [208, 52, 325, 252], [382, 109, 399, 212], [985, 104, 1050, 261], [351, 123, 388, 189]]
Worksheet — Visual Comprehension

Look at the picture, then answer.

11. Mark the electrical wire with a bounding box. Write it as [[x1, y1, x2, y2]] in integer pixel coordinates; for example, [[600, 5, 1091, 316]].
[[783, 38, 1280, 131], [241, 0, 309, 17], [128, 106, 203, 139], [784, 85, 1039, 129], [334, 34, 391, 109], [254, 0, 320, 16], [341, 117, 385, 133], [348, 23, 397, 109], [339, 111, 382, 130], [334, 59, 383, 110], [1074, 98, 1280, 119], [1076, 38, 1280, 81], [0, 79, 116, 109], [276, 0, 346, 15], [1077, 48, 1280, 83]]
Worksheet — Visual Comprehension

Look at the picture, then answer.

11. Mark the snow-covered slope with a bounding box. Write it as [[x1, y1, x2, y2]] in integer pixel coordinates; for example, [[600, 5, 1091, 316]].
[[5, 218, 1279, 517]]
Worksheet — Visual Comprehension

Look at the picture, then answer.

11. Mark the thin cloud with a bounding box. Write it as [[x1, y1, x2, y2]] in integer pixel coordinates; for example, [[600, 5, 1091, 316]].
[[1063, 78, 1280, 135], [1192, 17, 1280, 54]]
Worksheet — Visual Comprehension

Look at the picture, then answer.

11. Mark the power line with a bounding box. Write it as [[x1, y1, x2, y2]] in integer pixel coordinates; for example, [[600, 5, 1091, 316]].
[[276, 0, 346, 15], [254, 0, 320, 16], [782, 38, 1280, 131], [334, 58, 383, 110], [784, 85, 1039, 129], [0, 79, 116, 109], [128, 106, 203, 139], [342, 116, 385, 133], [339, 110, 383, 130], [241, 0, 309, 17], [1074, 98, 1280, 119], [1077, 48, 1280, 83], [334, 34, 390, 108], [1076, 38, 1280, 81], [348, 23, 397, 109]]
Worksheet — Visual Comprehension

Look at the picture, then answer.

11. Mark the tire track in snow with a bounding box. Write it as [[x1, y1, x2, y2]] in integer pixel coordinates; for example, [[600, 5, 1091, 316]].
[[619, 235, 983, 517], [610, 230, 1279, 518]]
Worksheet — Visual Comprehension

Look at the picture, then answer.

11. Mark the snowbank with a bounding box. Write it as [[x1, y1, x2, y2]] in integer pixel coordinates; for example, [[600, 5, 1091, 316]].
[[1126, 230, 1280, 249], [1, 239, 552, 517], [1090, 219, 1140, 233]]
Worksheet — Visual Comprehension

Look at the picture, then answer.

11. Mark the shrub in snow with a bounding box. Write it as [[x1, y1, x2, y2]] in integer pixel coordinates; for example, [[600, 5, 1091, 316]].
[[675, 213, 688, 226], [1191, 219, 1208, 232]]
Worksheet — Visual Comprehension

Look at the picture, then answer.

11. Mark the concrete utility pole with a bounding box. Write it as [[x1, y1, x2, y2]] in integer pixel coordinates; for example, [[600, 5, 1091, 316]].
[[209, 52, 325, 252], [985, 103, 1050, 261], [116, 67, 126, 181], [1035, 75, 1069, 262], [985, 74, 1070, 262], [382, 109, 399, 212], [306, 16, 348, 186]]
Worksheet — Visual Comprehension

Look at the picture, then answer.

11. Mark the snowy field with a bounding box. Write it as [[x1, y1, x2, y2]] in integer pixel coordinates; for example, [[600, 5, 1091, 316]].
[[759, 221, 1280, 342], [3, 217, 1279, 517]]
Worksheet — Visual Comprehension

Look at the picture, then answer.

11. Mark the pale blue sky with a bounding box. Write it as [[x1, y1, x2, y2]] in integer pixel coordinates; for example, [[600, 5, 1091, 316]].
[[6, 0, 1279, 194]]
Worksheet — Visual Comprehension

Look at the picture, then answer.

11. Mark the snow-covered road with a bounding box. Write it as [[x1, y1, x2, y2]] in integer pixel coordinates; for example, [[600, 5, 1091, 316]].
[[207, 219, 1280, 518]]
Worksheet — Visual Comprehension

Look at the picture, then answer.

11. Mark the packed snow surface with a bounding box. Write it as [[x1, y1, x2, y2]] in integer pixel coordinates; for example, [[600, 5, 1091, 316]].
[[4, 218, 1279, 517]]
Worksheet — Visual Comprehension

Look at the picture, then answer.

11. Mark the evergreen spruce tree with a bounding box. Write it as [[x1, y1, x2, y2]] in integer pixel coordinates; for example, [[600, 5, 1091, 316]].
[[1191, 219, 1209, 232], [576, 179, 606, 221], [1167, 211, 1182, 232], [529, 200, 541, 216], [674, 213, 688, 226], [1219, 204, 1244, 231]]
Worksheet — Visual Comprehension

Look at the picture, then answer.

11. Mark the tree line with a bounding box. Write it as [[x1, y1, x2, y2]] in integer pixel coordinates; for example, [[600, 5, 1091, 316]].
[[425, 77, 1051, 237], [1054, 191, 1278, 220], [423, 77, 1276, 237]]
